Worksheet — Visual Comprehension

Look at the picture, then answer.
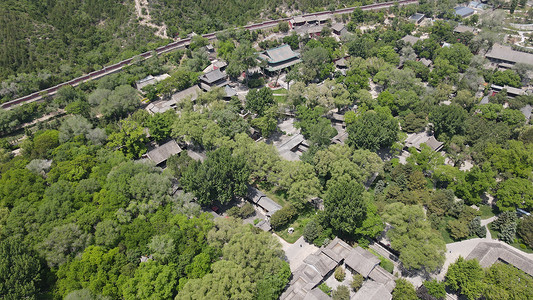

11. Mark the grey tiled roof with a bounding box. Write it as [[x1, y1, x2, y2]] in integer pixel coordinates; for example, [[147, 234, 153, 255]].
[[146, 140, 182, 165], [344, 247, 381, 277], [401, 35, 420, 45], [199, 69, 226, 83], [352, 280, 392, 300], [466, 242, 533, 276], [264, 44, 300, 64], [485, 44, 533, 65]]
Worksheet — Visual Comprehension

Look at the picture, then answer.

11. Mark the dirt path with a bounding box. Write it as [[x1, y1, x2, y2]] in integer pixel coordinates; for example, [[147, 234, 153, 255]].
[[134, 0, 168, 39]]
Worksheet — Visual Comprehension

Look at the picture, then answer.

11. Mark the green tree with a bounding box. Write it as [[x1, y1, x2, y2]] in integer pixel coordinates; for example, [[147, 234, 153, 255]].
[[181, 147, 249, 205], [30, 130, 60, 159], [272, 160, 321, 205], [177, 260, 255, 299], [99, 85, 139, 120], [495, 178, 533, 211], [270, 204, 298, 230], [0, 237, 44, 299], [147, 111, 177, 142], [383, 203, 446, 272], [334, 266, 346, 282], [430, 104, 468, 138], [351, 274, 364, 291], [332, 285, 350, 300], [445, 257, 485, 300], [283, 33, 300, 50], [435, 43, 473, 72], [423, 279, 446, 299], [107, 118, 148, 159], [517, 215, 533, 248], [303, 219, 323, 244], [56, 246, 127, 298], [122, 261, 179, 300], [347, 108, 399, 151], [246, 87, 274, 117], [483, 262, 533, 299], [392, 278, 417, 300], [38, 223, 93, 267], [324, 177, 368, 236]]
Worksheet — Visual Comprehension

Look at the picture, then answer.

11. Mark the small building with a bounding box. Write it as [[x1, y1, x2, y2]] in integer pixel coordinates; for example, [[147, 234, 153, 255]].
[[187, 150, 206, 162], [405, 132, 444, 152], [454, 24, 476, 34], [246, 186, 282, 217], [334, 57, 349, 70], [520, 104, 532, 123], [259, 44, 302, 73], [146, 140, 182, 167], [419, 58, 432, 67], [145, 85, 202, 114], [291, 16, 306, 27], [305, 15, 319, 25], [254, 220, 272, 231], [454, 6, 475, 18], [344, 247, 381, 277], [485, 44, 533, 66], [409, 13, 425, 24], [331, 23, 347, 36], [136, 74, 171, 91], [224, 85, 237, 98], [466, 242, 533, 276], [316, 15, 330, 25], [352, 281, 392, 300], [308, 26, 323, 39], [491, 84, 526, 97], [468, 1, 489, 9], [202, 60, 228, 73], [198, 69, 229, 91], [331, 130, 348, 145], [401, 35, 420, 45]]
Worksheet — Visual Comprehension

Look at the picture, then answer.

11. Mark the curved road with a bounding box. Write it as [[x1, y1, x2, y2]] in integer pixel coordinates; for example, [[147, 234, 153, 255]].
[[1, 0, 418, 110]]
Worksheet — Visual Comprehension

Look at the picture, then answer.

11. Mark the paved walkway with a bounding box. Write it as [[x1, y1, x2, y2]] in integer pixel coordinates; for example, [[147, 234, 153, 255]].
[[275, 235, 318, 271]]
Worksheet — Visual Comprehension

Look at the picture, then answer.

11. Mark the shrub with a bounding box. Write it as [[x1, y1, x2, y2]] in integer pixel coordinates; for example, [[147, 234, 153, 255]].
[[469, 216, 486, 238], [334, 266, 346, 282], [270, 204, 298, 230], [518, 215, 533, 248], [226, 206, 241, 218], [332, 285, 350, 300], [240, 203, 255, 218], [303, 220, 322, 243], [447, 219, 469, 240], [351, 274, 364, 291]]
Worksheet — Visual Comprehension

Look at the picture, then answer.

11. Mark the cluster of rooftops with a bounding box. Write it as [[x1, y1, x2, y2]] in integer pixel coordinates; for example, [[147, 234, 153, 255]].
[[281, 237, 396, 300]]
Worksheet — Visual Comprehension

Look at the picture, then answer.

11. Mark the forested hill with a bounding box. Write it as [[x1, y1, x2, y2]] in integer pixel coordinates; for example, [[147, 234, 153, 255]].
[[151, 0, 381, 37], [0, 0, 384, 103], [0, 0, 164, 100]]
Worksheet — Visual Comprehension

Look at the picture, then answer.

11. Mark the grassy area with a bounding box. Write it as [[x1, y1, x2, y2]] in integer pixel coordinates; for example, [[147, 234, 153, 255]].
[[272, 88, 288, 94], [368, 248, 395, 273], [479, 205, 496, 219], [510, 241, 533, 254], [274, 212, 313, 244], [318, 283, 332, 296], [487, 225, 533, 254], [273, 95, 287, 104], [488, 223, 499, 240]]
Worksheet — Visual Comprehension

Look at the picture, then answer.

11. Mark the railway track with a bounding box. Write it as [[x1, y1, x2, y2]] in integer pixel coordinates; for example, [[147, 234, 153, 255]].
[[1, 0, 418, 110]]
